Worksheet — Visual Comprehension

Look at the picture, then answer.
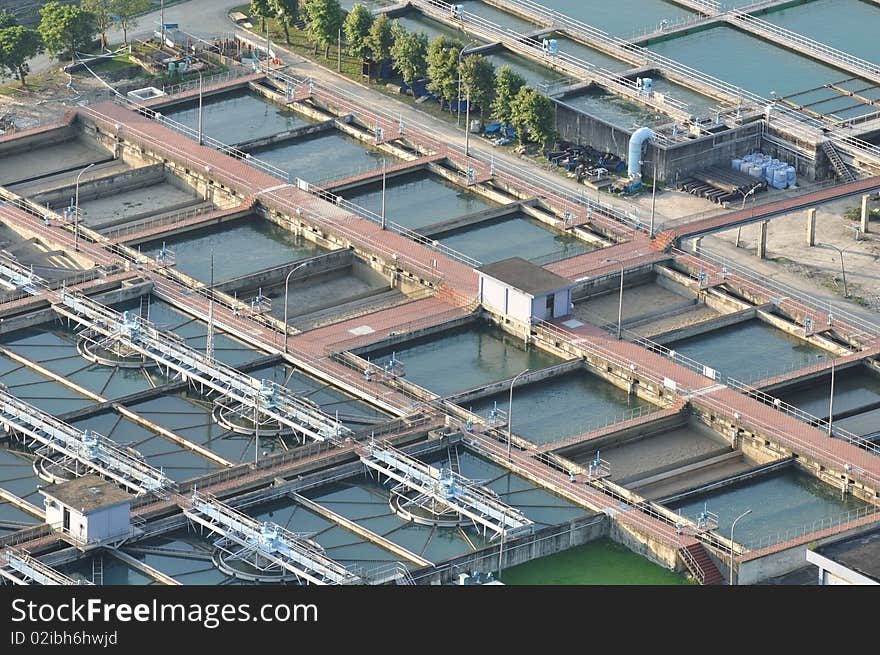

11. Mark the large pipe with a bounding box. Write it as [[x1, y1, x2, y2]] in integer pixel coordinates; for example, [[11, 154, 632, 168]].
[[628, 127, 655, 177]]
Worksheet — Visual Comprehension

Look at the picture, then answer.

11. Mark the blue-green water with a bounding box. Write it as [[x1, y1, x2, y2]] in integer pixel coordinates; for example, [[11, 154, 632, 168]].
[[71, 411, 220, 482], [0, 446, 43, 521], [395, 12, 480, 43], [484, 49, 574, 88], [142, 218, 327, 284], [0, 349, 94, 415], [670, 469, 870, 547], [1, 326, 163, 401], [254, 131, 391, 184], [459, 0, 541, 32], [367, 324, 561, 397], [61, 554, 155, 585], [439, 213, 590, 265], [666, 319, 827, 383], [467, 370, 657, 445], [764, 0, 880, 64], [161, 89, 313, 146], [780, 369, 880, 418], [649, 25, 861, 99], [537, 0, 696, 37], [542, 34, 632, 72], [341, 171, 498, 230], [561, 87, 674, 129]]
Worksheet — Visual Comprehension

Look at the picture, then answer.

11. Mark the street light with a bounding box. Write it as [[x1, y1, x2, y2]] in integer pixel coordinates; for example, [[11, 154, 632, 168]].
[[73, 162, 96, 252], [729, 508, 751, 586], [507, 368, 530, 461], [822, 243, 855, 298], [639, 159, 657, 237], [283, 261, 310, 353], [456, 40, 478, 129]]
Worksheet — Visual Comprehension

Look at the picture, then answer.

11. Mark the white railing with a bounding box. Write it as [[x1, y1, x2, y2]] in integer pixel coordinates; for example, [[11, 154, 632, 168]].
[[742, 504, 880, 552], [729, 11, 880, 81], [302, 182, 482, 269], [100, 204, 218, 241], [624, 13, 716, 42], [726, 377, 880, 457], [684, 244, 880, 341]]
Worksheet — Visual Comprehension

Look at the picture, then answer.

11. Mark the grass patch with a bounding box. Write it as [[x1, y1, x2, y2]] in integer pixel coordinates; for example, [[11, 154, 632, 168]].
[[501, 539, 693, 585]]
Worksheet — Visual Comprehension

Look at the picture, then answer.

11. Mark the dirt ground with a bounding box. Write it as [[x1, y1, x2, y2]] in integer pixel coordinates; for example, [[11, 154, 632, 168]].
[[706, 193, 880, 310]]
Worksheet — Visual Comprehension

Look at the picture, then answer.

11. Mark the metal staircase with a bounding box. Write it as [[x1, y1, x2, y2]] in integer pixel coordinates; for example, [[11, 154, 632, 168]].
[[679, 542, 724, 585], [822, 141, 857, 183]]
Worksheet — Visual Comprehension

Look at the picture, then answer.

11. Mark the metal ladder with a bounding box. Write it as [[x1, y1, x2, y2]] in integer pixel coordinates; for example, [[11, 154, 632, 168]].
[[821, 141, 857, 183], [92, 553, 103, 585], [447, 445, 461, 476], [139, 294, 150, 322]]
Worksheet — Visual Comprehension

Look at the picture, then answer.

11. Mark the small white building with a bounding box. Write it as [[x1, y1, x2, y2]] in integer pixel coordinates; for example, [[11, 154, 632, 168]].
[[40, 475, 134, 549], [805, 530, 880, 585], [477, 257, 574, 324]]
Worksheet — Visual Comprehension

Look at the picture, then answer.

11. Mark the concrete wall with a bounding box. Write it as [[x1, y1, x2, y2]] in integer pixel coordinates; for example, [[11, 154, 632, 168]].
[[31, 164, 166, 207], [0, 125, 77, 159], [215, 248, 355, 295], [412, 514, 609, 584]]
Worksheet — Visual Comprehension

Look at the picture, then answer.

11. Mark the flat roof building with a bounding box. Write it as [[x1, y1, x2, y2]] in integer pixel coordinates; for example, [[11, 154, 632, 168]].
[[805, 528, 880, 585], [477, 257, 573, 325], [40, 475, 135, 549]]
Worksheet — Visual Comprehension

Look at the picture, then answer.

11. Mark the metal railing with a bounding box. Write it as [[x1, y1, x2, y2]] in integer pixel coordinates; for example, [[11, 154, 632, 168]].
[[728, 11, 880, 82], [160, 69, 253, 97], [742, 504, 880, 553], [302, 182, 482, 269], [683, 244, 880, 341], [100, 204, 220, 242], [726, 377, 880, 457], [542, 402, 664, 449]]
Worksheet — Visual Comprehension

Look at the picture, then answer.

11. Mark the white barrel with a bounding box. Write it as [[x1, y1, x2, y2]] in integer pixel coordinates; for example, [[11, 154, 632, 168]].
[[732, 158, 743, 171]]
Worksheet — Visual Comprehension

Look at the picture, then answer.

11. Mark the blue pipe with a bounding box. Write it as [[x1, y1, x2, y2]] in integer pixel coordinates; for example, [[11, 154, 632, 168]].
[[628, 127, 655, 177]]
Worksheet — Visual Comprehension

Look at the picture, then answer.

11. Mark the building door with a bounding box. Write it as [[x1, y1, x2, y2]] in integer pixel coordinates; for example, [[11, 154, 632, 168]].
[[62, 508, 70, 532], [545, 293, 554, 318]]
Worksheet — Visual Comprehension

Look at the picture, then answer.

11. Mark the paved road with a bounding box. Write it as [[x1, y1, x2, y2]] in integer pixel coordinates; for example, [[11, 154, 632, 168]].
[[27, 0, 651, 221]]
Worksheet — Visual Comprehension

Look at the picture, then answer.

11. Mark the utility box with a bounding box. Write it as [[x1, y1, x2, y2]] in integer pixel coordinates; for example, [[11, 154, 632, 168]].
[[41, 475, 134, 549]]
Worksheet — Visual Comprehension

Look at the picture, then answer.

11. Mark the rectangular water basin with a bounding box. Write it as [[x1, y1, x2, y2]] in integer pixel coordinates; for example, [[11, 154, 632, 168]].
[[340, 170, 500, 231], [365, 323, 561, 397]]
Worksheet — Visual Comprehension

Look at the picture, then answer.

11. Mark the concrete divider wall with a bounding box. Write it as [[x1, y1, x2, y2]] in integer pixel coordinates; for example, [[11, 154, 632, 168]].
[[215, 249, 355, 294], [0, 125, 77, 158], [31, 164, 166, 207], [412, 514, 609, 585]]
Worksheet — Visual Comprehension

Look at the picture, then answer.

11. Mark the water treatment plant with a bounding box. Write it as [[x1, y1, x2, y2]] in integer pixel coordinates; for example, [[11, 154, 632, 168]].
[[0, 0, 879, 588]]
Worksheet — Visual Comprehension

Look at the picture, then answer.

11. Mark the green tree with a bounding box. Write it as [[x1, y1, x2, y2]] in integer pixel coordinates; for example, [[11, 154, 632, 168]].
[[510, 86, 556, 147], [367, 14, 394, 65], [270, 0, 299, 44], [38, 2, 97, 61], [460, 54, 495, 121], [343, 3, 373, 60], [0, 26, 43, 87], [81, 0, 112, 49], [0, 11, 17, 29], [426, 35, 463, 113], [390, 29, 427, 92], [110, 0, 150, 45], [250, 0, 272, 32], [302, 0, 344, 58], [491, 64, 526, 126]]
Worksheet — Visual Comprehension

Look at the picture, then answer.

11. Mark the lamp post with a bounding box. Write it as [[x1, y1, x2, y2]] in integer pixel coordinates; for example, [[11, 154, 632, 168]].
[[823, 243, 854, 298], [457, 40, 477, 128], [729, 508, 751, 586], [818, 354, 835, 436], [507, 368, 530, 461], [617, 263, 624, 339], [73, 162, 96, 252], [283, 261, 310, 353], [640, 159, 657, 237]]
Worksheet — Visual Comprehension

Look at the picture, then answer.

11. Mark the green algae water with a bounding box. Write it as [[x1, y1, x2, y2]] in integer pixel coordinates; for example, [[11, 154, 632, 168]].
[[502, 539, 690, 585]]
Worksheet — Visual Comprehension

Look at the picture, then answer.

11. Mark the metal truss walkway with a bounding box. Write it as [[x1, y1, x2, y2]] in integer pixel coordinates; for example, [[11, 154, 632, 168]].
[[359, 441, 533, 539], [0, 547, 90, 585], [0, 389, 172, 495], [181, 491, 361, 585], [53, 291, 353, 444]]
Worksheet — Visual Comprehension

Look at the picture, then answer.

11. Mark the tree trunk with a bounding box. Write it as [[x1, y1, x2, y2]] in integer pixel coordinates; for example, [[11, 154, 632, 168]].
[[261, 18, 266, 32], [282, 23, 290, 44], [324, 43, 330, 58], [123, 26, 128, 44], [101, 31, 107, 49], [18, 66, 27, 87]]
